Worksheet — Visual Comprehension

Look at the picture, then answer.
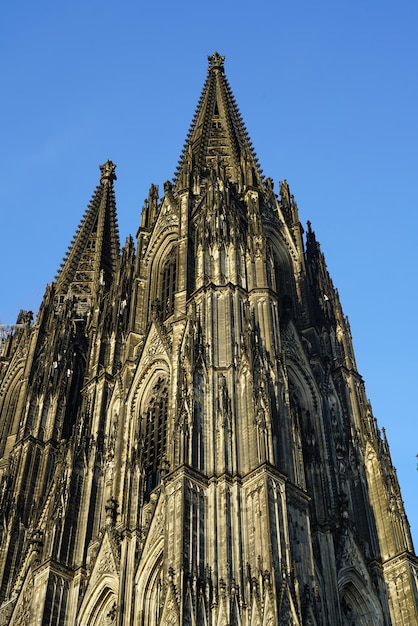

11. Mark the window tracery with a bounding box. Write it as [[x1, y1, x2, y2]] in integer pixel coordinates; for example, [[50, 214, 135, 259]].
[[160, 248, 177, 319], [142, 379, 169, 499]]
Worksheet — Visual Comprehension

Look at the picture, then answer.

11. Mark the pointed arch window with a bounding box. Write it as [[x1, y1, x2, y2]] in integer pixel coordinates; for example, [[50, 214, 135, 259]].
[[141, 554, 164, 626], [0, 374, 23, 457], [266, 243, 276, 291], [192, 367, 205, 471], [143, 380, 169, 499], [160, 248, 177, 318]]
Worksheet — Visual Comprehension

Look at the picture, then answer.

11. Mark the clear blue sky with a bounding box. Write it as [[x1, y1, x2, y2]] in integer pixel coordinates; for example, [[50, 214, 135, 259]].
[[1, 1, 417, 546]]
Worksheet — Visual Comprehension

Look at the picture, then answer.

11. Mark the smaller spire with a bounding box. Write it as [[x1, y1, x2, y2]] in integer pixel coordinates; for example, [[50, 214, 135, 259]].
[[55, 161, 120, 312]]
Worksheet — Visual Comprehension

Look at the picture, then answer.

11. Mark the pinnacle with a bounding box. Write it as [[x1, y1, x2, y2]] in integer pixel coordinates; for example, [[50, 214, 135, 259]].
[[208, 52, 225, 70], [100, 160, 117, 185]]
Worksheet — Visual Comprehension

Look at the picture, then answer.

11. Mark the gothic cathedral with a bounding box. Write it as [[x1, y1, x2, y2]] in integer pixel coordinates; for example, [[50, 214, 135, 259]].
[[0, 53, 417, 625]]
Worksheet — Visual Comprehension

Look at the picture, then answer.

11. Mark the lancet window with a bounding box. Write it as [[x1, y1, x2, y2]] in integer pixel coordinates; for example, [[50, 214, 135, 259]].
[[0, 375, 22, 457], [265, 237, 295, 318], [160, 247, 177, 318], [266, 243, 276, 291], [142, 379, 169, 499]]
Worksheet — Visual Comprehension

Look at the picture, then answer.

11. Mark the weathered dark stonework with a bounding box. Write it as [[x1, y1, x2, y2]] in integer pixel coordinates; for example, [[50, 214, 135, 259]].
[[0, 53, 417, 625]]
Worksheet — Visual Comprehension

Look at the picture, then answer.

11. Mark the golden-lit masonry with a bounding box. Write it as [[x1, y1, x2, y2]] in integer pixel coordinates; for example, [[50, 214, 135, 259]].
[[0, 53, 417, 625]]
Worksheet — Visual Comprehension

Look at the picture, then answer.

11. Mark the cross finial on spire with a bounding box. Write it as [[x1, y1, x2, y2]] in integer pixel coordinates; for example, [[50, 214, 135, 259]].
[[100, 160, 117, 185], [208, 52, 225, 71]]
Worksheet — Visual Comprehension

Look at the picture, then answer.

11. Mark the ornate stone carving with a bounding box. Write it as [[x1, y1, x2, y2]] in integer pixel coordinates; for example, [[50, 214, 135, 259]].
[[11, 577, 33, 626], [208, 51, 225, 69], [100, 160, 117, 184]]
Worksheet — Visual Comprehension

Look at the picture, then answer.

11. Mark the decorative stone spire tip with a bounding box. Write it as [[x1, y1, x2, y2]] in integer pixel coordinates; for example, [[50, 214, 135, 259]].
[[208, 52, 225, 71], [100, 160, 117, 184]]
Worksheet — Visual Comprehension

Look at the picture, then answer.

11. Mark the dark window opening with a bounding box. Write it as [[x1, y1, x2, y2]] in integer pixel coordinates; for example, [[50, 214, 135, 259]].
[[143, 381, 168, 500], [161, 249, 177, 318]]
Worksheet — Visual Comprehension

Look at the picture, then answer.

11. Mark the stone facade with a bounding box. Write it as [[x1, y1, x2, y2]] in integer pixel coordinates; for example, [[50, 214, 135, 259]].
[[0, 52, 417, 625]]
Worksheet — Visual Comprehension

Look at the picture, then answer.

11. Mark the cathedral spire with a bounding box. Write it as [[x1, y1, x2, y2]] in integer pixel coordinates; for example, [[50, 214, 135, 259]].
[[55, 160, 120, 313], [174, 52, 264, 190]]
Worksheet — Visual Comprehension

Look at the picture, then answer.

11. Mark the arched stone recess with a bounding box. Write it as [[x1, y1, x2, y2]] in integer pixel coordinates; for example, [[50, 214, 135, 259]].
[[122, 326, 172, 525], [288, 362, 334, 524], [264, 227, 300, 319], [280, 326, 322, 487], [142, 199, 179, 269], [286, 364, 317, 490], [126, 324, 172, 443], [281, 322, 319, 411], [338, 566, 384, 625], [77, 532, 119, 626], [143, 227, 179, 316], [0, 357, 24, 406], [134, 538, 165, 626], [77, 577, 118, 626], [0, 362, 25, 458], [0, 340, 27, 405]]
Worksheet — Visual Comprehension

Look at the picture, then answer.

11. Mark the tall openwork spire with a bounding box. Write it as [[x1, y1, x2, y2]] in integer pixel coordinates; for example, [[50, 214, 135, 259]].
[[55, 160, 120, 311], [174, 52, 264, 190]]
